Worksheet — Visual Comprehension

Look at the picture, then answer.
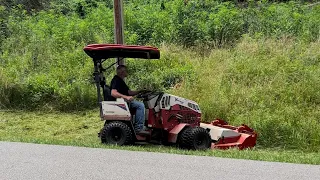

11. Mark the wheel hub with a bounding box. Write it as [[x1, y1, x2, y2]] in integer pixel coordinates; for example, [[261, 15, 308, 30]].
[[110, 128, 123, 142]]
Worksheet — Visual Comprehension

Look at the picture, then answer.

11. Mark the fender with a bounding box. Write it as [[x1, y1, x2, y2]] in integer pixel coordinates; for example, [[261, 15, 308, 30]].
[[167, 123, 190, 143]]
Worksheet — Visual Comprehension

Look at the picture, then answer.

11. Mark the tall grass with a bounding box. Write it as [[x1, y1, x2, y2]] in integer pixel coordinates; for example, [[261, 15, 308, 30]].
[[169, 37, 320, 151]]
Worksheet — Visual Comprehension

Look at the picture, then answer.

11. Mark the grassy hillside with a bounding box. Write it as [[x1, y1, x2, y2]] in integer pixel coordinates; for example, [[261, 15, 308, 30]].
[[1, 0, 319, 110], [169, 38, 320, 151], [0, 1, 319, 151]]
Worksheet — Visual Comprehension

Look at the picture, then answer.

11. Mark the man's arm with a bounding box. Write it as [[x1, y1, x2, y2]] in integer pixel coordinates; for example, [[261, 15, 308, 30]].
[[128, 90, 141, 96], [110, 78, 133, 101], [111, 89, 133, 101]]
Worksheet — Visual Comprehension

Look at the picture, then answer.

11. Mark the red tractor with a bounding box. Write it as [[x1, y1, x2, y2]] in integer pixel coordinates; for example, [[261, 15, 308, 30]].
[[84, 44, 257, 150]]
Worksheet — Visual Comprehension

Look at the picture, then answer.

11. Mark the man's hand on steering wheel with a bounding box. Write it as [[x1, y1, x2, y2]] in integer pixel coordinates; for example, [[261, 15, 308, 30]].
[[124, 95, 134, 102]]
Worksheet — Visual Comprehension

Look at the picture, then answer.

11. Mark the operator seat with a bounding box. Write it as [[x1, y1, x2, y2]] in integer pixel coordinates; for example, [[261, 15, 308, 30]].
[[103, 85, 113, 101]]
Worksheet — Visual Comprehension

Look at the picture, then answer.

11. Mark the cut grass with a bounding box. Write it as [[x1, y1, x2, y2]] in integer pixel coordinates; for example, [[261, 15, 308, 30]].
[[1, 110, 319, 165]]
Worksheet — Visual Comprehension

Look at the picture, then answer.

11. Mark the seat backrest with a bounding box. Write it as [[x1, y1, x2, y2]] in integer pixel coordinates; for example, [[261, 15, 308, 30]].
[[103, 85, 114, 101]]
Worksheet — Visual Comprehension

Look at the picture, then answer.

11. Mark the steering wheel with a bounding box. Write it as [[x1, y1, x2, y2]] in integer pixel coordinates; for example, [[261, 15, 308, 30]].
[[136, 90, 158, 99]]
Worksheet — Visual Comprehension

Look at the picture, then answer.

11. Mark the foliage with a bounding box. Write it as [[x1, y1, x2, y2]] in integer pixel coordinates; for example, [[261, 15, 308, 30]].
[[0, 0, 319, 150], [1, 1, 319, 48]]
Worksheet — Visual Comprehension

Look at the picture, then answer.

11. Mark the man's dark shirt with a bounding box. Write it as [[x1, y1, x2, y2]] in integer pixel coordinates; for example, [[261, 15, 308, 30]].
[[110, 75, 129, 101]]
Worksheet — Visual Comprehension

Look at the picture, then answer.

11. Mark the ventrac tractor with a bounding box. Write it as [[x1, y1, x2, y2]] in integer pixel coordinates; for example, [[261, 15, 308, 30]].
[[83, 44, 257, 150]]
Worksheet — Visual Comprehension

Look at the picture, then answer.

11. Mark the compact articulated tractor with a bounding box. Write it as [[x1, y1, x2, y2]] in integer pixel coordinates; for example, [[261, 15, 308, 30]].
[[83, 44, 257, 150]]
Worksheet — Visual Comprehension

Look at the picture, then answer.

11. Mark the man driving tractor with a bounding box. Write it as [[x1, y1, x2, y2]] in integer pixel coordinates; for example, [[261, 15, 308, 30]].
[[110, 65, 148, 134], [84, 44, 257, 150]]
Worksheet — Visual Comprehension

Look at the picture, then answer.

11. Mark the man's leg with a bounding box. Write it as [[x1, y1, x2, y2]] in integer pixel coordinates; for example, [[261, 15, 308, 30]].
[[129, 100, 145, 131]]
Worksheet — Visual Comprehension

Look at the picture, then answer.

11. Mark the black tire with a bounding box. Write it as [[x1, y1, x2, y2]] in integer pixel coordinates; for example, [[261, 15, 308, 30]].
[[100, 121, 133, 145], [178, 127, 211, 150]]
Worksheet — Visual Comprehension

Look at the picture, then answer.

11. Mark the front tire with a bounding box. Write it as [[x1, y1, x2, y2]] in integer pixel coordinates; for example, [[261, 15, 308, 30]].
[[178, 127, 211, 150], [100, 121, 133, 145]]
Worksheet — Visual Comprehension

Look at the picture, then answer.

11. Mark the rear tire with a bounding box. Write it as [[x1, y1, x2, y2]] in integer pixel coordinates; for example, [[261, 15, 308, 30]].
[[178, 127, 211, 150], [100, 121, 133, 145]]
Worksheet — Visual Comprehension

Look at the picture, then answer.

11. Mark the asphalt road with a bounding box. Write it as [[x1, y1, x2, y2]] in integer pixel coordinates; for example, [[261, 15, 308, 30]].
[[0, 142, 319, 180]]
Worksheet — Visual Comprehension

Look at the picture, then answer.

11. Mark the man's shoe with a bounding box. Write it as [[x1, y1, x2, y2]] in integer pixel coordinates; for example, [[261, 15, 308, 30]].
[[136, 130, 150, 136], [134, 126, 148, 132], [135, 127, 150, 136]]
